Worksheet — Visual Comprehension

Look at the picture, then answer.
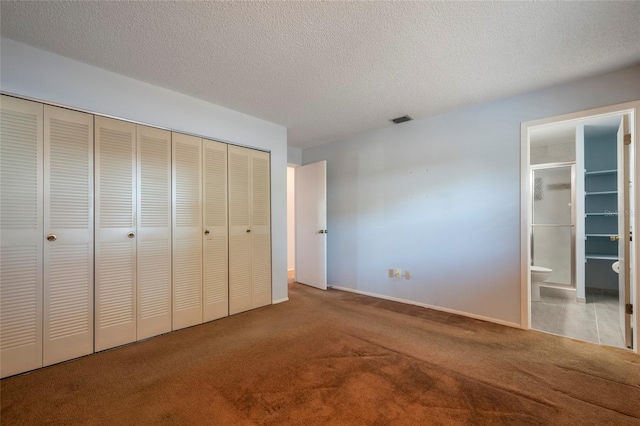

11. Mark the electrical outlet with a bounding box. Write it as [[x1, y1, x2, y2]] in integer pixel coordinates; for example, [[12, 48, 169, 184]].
[[405, 270, 411, 280], [388, 268, 394, 278], [395, 268, 402, 278]]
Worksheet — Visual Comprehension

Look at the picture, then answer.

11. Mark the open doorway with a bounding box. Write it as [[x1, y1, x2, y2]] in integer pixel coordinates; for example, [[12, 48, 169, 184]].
[[522, 101, 639, 352], [287, 166, 296, 284]]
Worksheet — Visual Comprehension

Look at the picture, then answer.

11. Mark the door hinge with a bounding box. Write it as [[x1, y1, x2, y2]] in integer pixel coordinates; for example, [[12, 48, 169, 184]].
[[626, 303, 633, 315], [624, 134, 631, 145]]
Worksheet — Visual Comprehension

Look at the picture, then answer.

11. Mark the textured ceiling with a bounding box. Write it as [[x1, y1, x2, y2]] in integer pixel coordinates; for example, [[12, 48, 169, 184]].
[[1, 2, 639, 148]]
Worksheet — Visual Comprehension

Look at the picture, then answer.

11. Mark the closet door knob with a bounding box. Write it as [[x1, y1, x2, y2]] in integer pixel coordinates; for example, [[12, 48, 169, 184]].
[[46, 234, 57, 242], [246, 229, 251, 233], [204, 230, 210, 235], [127, 232, 135, 239]]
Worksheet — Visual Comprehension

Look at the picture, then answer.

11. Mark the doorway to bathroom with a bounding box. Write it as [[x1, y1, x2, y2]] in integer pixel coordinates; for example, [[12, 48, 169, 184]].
[[521, 101, 639, 353]]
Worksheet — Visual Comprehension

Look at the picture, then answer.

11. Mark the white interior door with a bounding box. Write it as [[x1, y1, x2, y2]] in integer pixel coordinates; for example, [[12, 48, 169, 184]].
[[0, 96, 44, 378], [618, 115, 632, 348], [172, 133, 202, 330], [43, 105, 94, 366], [295, 161, 327, 290], [94, 116, 137, 352], [250, 150, 271, 309], [203, 139, 228, 322], [228, 145, 252, 314], [137, 125, 172, 339]]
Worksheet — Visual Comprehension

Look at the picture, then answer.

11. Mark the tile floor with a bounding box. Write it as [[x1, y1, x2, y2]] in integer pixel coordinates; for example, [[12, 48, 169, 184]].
[[532, 287, 626, 349]]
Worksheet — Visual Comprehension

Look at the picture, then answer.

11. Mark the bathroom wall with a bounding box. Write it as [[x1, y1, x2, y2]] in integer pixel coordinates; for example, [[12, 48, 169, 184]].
[[302, 64, 640, 326], [531, 140, 576, 164]]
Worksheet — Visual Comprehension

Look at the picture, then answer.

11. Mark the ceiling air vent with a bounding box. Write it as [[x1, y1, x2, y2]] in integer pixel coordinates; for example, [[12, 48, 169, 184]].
[[390, 115, 412, 124]]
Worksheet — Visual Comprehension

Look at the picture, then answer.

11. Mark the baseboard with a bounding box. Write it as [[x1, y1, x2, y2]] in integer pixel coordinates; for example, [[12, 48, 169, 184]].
[[272, 297, 289, 304], [329, 286, 521, 329]]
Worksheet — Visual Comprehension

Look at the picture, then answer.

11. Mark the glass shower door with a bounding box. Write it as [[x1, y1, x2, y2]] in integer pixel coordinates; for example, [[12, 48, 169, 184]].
[[532, 165, 575, 286]]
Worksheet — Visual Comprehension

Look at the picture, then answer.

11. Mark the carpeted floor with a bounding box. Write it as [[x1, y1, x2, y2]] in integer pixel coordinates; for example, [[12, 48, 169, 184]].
[[1, 281, 640, 425]]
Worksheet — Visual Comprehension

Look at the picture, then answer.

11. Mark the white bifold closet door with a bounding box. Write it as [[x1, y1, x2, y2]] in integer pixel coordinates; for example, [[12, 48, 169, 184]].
[[96, 120, 172, 350], [94, 116, 137, 352], [1, 98, 94, 376], [43, 105, 94, 366], [228, 146, 271, 315], [203, 139, 229, 322], [0, 96, 44, 378], [172, 133, 203, 330], [137, 125, 172, 339]]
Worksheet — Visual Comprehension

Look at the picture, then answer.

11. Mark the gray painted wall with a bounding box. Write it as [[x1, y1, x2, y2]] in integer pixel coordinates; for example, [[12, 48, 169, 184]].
[[1, 38, 290, 303], [303, 64, 640, 325]]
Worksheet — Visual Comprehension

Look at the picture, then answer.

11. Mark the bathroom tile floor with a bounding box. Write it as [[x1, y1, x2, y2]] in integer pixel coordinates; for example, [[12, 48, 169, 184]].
[[531, 288, 627, 349]]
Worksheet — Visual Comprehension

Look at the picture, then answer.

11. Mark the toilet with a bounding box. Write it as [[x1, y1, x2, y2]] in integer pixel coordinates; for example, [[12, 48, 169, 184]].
[[531, 266, 552, 302]]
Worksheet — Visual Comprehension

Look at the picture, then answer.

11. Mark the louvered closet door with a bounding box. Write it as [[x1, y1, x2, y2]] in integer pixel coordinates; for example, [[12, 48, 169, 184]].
[[137, 125, 171, 339], [172, 133, 202, 330], [43, 105, 94, 366], [203, 139, 228, 322], [250, 150, 271, 309], [228, 146, 252, 315], [0, 96, 43, 378], [95, 117, 136, 352]]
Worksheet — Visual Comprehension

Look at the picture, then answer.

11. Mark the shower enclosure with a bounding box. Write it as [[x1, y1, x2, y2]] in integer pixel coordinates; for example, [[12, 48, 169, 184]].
[[531, 163, 576, 288]]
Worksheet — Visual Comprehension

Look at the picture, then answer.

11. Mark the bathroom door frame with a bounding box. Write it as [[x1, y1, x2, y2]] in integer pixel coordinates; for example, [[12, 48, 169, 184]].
[[530, 162, 576, 289], [520, 100, 640, 354]]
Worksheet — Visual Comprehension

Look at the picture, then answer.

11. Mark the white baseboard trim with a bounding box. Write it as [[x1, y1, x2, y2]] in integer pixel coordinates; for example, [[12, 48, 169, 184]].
[[272, 297, 289, 304], [329, 285, 521, 329]]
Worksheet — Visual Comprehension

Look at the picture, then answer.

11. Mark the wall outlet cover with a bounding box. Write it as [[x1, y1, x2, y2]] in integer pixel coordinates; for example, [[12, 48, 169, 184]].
[[395, 268, 402, 278]]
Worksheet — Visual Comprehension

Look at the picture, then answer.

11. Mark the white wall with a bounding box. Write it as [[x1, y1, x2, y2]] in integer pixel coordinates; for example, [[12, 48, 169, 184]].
[[288, 146, 302, 165], [0, 38, 289, 303], [287, 167, 296, 271], [303, 64, 640, 326]]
